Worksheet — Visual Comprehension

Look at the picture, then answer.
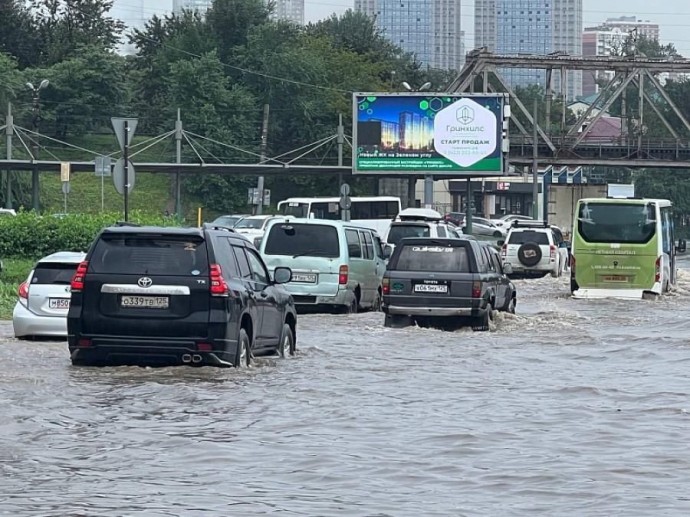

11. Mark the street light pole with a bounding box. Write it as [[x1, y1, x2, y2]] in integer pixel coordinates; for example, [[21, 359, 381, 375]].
[[26, 79, 49, 212]]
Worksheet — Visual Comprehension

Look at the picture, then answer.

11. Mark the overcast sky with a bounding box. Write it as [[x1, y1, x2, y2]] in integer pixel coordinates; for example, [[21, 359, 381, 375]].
[[112, 1, 690, 57]]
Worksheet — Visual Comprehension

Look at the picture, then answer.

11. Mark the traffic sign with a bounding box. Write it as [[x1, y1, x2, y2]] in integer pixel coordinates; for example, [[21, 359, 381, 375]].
[[112, 158, 135, 195], [94, 156, 112, 177], [60, 162, 70, 182], [340, 183, 351, 196], [111, 117, 138, 152], [339, 195, 352, 210]]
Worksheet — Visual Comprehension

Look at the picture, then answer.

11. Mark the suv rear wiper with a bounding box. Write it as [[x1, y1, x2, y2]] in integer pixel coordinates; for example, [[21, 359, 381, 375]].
[[292, 250, 328, 259]]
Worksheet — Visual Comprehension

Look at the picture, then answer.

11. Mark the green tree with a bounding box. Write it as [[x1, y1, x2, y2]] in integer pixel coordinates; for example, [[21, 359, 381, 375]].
[[0, 52, 23, 109], [0, 0, 40, 67], [29, 0, 125, 65], [206, 0, 272, 65]]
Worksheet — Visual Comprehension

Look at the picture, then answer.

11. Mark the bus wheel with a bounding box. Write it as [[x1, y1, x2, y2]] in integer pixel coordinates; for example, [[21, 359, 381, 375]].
[[570, 278, 579, 293]]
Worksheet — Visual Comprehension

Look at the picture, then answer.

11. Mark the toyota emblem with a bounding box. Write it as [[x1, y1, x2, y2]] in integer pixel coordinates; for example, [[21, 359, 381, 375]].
[[138, 277, 153, 288]]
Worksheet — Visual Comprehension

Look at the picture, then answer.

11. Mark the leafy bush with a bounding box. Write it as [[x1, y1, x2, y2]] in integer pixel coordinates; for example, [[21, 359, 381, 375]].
[[0, 211, 183, 259]]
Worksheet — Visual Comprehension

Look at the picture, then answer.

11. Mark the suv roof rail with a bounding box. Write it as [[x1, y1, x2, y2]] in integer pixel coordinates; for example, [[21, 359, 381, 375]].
[[511, 219, 550, 228], [202, 222, 237, 233], [113, 221, 141, 227]]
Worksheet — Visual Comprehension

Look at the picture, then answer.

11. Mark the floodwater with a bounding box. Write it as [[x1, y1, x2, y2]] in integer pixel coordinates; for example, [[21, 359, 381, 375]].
[[3, 260, 690, 516]]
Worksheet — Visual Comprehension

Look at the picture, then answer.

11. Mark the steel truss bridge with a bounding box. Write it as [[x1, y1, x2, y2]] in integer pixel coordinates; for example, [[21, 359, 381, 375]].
[[449, 48, 690, 169]]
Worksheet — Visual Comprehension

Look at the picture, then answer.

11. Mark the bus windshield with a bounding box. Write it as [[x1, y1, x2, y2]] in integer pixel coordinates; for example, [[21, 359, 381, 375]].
[[577, 202, 657, 244]]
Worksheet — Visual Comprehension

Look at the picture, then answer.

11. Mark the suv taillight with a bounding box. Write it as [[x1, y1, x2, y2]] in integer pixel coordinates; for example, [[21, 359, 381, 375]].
[[500, 244, 507, 259], [209, 264, 229, 296], [549, 245, 556, 260], [18, 282, 28, 299], [471, 281, 481, 298], [71, 261, 89, 291], [382, 277, 390, 295], [338, 265, 348, 285]]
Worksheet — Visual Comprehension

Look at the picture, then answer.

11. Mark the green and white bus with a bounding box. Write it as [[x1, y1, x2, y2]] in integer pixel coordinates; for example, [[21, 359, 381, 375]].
[[570, 197, 679, 299]]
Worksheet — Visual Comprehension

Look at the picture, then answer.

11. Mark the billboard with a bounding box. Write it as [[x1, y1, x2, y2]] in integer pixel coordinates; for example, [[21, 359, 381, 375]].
[[353, 93, 508, 176]]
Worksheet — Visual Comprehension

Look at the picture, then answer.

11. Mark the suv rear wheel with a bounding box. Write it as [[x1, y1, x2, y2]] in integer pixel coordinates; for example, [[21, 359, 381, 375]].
[[472, 303, 493, 332], [235, 328, 251, 368], [279, 323, 296, 357]]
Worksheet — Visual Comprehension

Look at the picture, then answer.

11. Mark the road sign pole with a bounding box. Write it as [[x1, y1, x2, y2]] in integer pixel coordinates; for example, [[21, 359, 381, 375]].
[[124, 120, 129, 222]]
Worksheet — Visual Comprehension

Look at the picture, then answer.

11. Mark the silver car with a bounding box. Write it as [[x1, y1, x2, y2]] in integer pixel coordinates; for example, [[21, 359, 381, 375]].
[[13, 251, 86, 339]]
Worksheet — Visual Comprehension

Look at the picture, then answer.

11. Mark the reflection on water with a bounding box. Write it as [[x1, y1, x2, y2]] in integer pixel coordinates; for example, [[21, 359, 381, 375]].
[[3, 269, 690, 515]]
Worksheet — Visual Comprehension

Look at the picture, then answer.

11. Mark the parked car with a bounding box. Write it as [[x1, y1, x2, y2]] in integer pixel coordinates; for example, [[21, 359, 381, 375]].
[[491, 214, 534, 232], [464, 216, 506, 238], [500, 220, 569, 278], [211, 214, 248, 228], [385, 208, 465, 248], [67, 224, 297, 367], [260, 218, 389, 312], [13, 251, 86, 339], [234, 215, 278, 248], [382, 238, 516, 331], [443, 212, 465, 226]]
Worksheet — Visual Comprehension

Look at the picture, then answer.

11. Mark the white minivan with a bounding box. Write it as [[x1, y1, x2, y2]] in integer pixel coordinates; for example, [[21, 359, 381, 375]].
[[259, 218, 389, 312]]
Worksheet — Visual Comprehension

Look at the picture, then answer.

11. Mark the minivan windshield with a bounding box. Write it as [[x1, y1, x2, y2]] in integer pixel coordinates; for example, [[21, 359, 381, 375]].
[[387, 224, 431, 246], [264, 223, 340, 258], [396, 244, 470, 272], [89, 235, 209, 275]]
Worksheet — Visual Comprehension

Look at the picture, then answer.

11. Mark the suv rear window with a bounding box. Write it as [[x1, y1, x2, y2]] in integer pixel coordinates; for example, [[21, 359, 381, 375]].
[[396, 244, 470, 272], [31, 262, 78, 284], [89, 235, 209, 275], [264, 223, 340, 258], [508, 230, 550, 245], [387, 224, 431, 246]]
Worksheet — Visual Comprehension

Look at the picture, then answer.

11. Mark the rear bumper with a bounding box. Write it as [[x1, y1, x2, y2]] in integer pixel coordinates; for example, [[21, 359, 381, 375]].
[[291, 288, 354, 307], [13, 302, 67, 338], [383, 304, 483, 317], [67, 335, 237, 366], [572, 288, 648, 300]]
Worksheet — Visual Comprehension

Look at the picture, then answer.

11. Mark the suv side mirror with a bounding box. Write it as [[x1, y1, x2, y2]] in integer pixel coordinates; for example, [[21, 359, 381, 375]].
[[382, 244, 393, 259], [273, 267, 292, 284], [503, 262, 513, 275]]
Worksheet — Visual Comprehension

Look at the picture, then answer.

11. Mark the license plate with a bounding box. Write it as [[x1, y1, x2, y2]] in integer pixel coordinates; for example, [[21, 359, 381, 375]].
[[291, 273, 317, 283], [48, 298, 70, 309], [414, 283, 448, 293], [602, 275, 628, 282], [120, 295, 169, 309]]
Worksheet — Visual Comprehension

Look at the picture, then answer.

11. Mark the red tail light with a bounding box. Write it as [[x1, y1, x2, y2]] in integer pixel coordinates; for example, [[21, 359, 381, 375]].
[[18, 282, 28, 299], [338, 265, 348, 285], [77, 338, 92, 348], [70, 261, 89, 291], [549, 244, 556, 260], [209, 264, 229, 296], [382, 277, 390, 295], [500, 244, 507, 259], [655, 256, 661, 282], [197, 342, 213, 352], [471, 281, 481, 298]]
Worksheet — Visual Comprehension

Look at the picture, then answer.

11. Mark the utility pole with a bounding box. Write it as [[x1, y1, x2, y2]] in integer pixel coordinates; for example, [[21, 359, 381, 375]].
[[124, 120, 130, 222], [337, 113, 344, 188], [532, 99, 539, 220], [256, 103, 270, 215], [175, 108, 183, 218], [5, 103, 12, 209], [27, 80, 49, 211]]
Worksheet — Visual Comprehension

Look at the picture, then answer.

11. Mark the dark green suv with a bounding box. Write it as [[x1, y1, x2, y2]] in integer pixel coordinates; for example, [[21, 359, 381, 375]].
[[382, 238, 516, 331]]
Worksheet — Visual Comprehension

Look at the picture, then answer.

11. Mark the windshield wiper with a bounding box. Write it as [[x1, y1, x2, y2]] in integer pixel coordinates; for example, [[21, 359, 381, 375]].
[[292, 249, 328, 259]]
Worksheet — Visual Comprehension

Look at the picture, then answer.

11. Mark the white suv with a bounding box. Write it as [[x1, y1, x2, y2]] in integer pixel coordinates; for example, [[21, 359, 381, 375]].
[[500, 221, 569, 277], [384, 208, 465, 248]]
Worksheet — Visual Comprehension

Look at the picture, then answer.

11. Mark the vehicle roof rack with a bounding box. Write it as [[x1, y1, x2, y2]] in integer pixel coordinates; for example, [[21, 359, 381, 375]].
[[113, 221, 141, 227], [511, 219, 550, 228], [202, 222, 237, 233]]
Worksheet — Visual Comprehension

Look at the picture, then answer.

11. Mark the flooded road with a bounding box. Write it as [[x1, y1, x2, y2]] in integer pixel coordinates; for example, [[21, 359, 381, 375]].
[[3, 264, 690, 515]]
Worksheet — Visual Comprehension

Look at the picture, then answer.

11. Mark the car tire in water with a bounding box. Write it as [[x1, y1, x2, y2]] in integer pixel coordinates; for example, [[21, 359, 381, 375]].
[[503, 295, 516, 314], [472, 303, 492, 332], [279, 323, 296, 358], [235, 328, 251, 368], [517, 242, 542, 267]]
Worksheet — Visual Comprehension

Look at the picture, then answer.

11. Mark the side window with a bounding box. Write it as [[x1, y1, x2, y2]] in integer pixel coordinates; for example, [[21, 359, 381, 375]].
[[490, 251, 503, 273], [373, 234, 385, 257], [484, 247, 496, 271], [437, 225, 447, 238], [661, 207, 672, 254], [232, 245, 251, 279], [213, 237, 239, 279], [552, 229, 562, 246], [474, 245, 488, 273], [245, 248, 269, 285], [362, 231, 374, 260], [345, 229, 362, 258]]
